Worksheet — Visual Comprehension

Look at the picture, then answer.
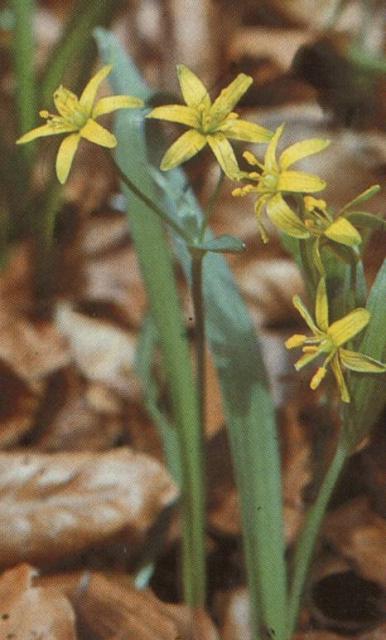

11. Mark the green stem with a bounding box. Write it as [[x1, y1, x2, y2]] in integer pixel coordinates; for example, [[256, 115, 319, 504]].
[[287, 440, 348, 638], [11, 0, 36, 154], [200, 170, 224, 240], [112, 157, 191, 243], [191, 251, 207, 465], [111, 153, 206, 607]]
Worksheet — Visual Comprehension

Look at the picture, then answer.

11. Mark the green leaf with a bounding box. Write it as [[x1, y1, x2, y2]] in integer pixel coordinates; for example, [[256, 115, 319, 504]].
[[344, 259, 386, 448], [340, 184, 381, 212], [345, 211, 386, 231], [192, 235, 246, 254], [96, 29, 287, 639]]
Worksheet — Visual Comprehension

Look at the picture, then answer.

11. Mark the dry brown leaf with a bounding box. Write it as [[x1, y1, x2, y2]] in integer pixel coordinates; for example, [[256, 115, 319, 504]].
[[0, 564, 76, 640], [324, 497, 386, 588], [68, 572, 218, 640], [83, 246, 147, 328], [0, 448, 177, 566], [0, 314, 69, 384], [282, 404, 312, 545], [35, 370, 124, 451], [55, 302, 137, 395]]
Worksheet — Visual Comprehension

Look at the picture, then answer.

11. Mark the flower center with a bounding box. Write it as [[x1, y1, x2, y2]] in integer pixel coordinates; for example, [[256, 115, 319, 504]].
[[261, 173, 278, 191]]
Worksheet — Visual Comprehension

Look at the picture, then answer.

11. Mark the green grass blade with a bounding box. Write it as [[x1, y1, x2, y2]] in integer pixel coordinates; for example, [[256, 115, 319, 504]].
[[10, 0, 37, 153], [136, 316, 181, 484], [41, 0, 125, 105], [95, 32, 287, 638], [287, 442, 347, 638], [96, 29, 206, 608]]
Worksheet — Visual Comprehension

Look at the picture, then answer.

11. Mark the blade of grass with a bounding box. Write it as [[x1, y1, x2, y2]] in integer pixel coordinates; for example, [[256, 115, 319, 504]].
[[10, 0, 37, 158], [41, 0, 126, 105], [96, 29, 206, 609], [96, 30, 287, 639], [135, 315, 181, 484], [286, 441, 347, 638]]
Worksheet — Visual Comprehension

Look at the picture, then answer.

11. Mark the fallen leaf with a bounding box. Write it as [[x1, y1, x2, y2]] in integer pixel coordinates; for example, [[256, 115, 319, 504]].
[[0, 448, 177, 566], [35, 369, 124, 451], [324, 497, 386, 588], [54, 302, 137, 396], [0, 313, 69, 383], [0, 563, 76, 640], [65, 571, 218, 640]]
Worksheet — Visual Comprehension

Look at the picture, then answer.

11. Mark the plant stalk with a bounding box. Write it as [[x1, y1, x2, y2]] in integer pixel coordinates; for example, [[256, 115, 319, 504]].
[[287, 440, 348, 637], [111, 154, 206, 607]]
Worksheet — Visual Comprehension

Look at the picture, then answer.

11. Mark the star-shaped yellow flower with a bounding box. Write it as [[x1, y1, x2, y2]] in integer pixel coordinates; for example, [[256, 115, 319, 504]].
[[16, 65, 144, 184], [147, 64, 272, 179], [232, 124, 330, 242], [285, 278, 386, 402]]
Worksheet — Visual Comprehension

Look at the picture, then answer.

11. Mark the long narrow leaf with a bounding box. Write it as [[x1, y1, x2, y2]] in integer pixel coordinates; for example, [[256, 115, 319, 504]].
[[96, 29, 206, 608], [96, 30, 287, 639], [11, 0, 37, 138], [41, 0, 125, 105]]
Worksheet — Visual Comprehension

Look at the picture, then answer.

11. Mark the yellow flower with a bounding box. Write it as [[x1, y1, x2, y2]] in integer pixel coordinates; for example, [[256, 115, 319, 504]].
[[147, 64, 272, 179], [232, 124, 330, 242], [16, 65, 144, 184], [285, 278, 386, 402]]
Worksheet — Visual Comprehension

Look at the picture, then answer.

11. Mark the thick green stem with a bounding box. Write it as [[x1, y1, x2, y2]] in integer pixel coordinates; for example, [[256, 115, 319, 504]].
[[287, 441, 348, 638]]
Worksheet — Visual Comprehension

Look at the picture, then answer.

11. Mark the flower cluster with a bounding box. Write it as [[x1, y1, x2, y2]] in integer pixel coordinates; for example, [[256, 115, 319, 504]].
[[16, 62, 385, 403]]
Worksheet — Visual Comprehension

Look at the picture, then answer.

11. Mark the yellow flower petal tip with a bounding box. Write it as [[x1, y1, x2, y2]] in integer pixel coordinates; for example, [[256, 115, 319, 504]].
[[147, 64, 273, 177], [16, 65, 143, 183]]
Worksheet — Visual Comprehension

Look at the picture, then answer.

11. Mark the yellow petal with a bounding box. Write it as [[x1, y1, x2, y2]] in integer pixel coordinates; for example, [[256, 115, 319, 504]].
[[324, 217, 362, 246], [266, 193, 310, 238], [328, 308, 370, 347], [53, 86, 83, 120], [292, 295, 320, 335], [177, 64, 211, 109], [79, 65, 112, 113], [330, 356, 350, 402], [16, 122, 76, 144], [209, 73, 253, 128], [264, 124, 284, 174], [315, 278, 329, 331], [278, 171, 326, 193], [339, 349, 386, 373], [216, 118, 272, 143], [80, 119, 117, 148], [93, 95, 144, 118], [160, 129, 206, 170], [147, 104, 200, 128], [55, 133, 80, 184], [207, 133, 241, 179], [294, 348, 322, 370], [285, 334, 307, 349], [279, 138, 330, 170]]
